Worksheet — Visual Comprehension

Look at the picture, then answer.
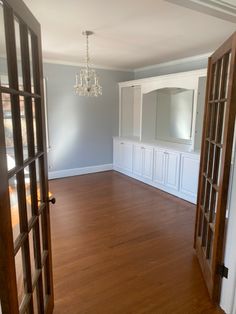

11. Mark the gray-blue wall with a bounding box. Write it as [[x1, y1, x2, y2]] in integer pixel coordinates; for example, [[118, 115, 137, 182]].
[[44, 63, 133, 172]]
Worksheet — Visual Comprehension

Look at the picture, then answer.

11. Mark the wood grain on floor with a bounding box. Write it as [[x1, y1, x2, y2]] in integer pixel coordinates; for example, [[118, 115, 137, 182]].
[[49, 171, 223, 314]]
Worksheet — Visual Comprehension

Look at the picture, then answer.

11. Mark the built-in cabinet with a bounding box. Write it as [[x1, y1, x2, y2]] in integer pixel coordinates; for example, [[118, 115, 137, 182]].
[[113, 138, 200, 203], [179, 153, 200, 199], [155, 149, 180, 191], [153, 149, 165, 185], [114, 140, 133, 172], [119, 69, 207, 151], [120, 86, 142, 139], [133, 144, 153, 180], [114, 69, 206, 204]]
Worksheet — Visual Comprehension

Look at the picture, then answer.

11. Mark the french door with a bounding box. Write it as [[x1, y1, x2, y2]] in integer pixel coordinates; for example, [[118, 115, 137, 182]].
[[195, 32, 236, 303], [0, 0, 54, 313]]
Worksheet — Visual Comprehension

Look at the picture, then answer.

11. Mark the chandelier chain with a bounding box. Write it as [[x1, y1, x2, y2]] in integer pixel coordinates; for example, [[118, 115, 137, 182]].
[[86, 33, 90, 66]]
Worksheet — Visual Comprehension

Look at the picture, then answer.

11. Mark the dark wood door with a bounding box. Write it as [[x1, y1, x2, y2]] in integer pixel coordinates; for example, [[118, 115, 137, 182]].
[[0, 0, 54, 313], [195, 32, 236, 303]]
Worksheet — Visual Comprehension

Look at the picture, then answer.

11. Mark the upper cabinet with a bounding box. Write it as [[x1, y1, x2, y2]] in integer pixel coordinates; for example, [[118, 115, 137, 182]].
[[120, 85, 141, 140], [119, 69, 207, 151]]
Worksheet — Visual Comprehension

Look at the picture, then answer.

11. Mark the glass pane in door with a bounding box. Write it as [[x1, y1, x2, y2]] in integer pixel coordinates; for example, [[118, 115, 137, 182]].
[[28, 31, 35, 93], [14, 18, 23, 90], [20, 96, 29, 160], [32, 98, 38, 153], [15, 248, 27, 307], [29, 230, 36, 280], [36, 158, 42, 206], [24, 166, 32, 222], [0, 2, 9, 87], [39, 215, 44, 257], [2, 93, 16, 171], [9, 175, 20, 242]]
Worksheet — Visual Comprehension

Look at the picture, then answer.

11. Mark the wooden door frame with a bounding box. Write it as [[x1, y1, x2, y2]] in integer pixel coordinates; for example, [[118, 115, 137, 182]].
[[0, 0, 54, 312]]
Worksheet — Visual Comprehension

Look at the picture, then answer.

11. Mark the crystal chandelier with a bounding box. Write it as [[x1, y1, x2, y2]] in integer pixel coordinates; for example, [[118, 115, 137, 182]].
[[74, 31, 102, 97]]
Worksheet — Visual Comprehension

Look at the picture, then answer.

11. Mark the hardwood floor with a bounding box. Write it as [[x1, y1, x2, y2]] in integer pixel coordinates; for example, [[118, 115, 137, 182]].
[[49, 171, 223, 314]]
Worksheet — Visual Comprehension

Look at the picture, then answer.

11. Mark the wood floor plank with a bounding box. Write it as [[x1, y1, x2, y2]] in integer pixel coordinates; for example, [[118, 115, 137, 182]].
[[49, 171, 223, 314]]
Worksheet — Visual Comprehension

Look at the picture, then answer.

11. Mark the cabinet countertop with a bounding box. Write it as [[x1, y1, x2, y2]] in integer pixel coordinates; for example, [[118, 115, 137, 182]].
[[113, 136, 200, 156]]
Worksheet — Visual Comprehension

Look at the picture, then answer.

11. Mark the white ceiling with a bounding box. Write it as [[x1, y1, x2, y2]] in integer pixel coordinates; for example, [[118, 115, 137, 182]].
[[23, 0, 236, 70]]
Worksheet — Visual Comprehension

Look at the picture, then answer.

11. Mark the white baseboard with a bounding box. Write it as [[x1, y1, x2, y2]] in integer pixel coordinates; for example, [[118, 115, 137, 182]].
[[48, 163, 113, 180]]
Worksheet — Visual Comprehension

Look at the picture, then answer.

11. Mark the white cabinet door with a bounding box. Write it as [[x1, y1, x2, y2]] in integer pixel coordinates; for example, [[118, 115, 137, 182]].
[[120, 142, 133, 172], [142, 146, 153, 180], [133, 144, 143, 176], [165, 151, 180, 190], [153, 149, 165, 185], [180, 154, 200, 198]]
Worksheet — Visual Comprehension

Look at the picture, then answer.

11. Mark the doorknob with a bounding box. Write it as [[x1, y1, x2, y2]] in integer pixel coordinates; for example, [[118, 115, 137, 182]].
[[48, 196, 56, 204]]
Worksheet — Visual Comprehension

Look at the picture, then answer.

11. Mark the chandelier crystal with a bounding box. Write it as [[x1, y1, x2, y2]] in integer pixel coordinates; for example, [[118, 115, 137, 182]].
[[74, 31, 102, 97]]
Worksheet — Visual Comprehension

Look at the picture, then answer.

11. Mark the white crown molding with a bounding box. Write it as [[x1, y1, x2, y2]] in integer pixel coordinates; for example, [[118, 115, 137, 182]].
[[43, 58, 133, 72], [118, 68, 207, 89], [134, 52, 212, 73], [165, 0, 236, 23], [48, 163, 113, 180], [43, 52, 211, 74]]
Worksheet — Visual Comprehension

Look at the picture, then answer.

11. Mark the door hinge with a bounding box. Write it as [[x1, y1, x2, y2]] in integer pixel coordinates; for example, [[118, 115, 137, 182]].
[[218, 264, 229, 278]]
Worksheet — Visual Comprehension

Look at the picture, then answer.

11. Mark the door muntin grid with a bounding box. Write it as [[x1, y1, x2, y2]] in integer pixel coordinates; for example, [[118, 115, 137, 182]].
[[197, 51, 232, 265]]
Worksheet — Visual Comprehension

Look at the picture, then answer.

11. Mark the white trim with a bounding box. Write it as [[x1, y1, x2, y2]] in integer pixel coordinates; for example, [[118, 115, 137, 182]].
[[134, 52, 211, 73], [165, 0, 236, 23], [232, 289, 236, 314], [43, 58, 133, 72], [48, 164, 113, 180], [43, 52, 211, 74], [118, 68, 207, 88]]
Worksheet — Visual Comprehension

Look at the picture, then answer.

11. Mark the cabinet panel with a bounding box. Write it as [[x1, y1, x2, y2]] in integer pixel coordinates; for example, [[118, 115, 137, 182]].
[[133, 145, 142, 176], [142, 146, 153, 180], [121, 87, 134, 137], [120, 142, 133, 172], [120, 86, 141, 139], [165, 151, 180, 190], [153, 149, 165, 185], [180, 154, 200, 197], [133, 87, 141, 138]]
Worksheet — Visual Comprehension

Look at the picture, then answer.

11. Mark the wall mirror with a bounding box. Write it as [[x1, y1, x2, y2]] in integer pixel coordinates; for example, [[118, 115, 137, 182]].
[[155, 87, 194, 144]]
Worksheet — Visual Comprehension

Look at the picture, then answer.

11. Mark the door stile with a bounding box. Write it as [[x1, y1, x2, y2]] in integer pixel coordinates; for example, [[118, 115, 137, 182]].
[[0, 94, 19, 314], [31, 29, 54, 313]]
